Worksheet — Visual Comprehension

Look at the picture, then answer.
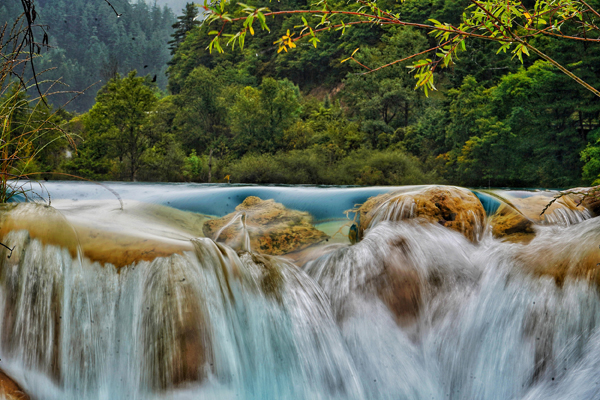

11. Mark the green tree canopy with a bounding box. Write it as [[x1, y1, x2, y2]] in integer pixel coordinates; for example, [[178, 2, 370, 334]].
[[81, 71, 158, 181]]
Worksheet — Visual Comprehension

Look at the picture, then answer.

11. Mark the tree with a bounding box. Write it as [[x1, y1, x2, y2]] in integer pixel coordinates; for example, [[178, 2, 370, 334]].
[[342, 27, 428, 146], [228, 78, 302, 155], [173, 65, 230, 156], [168, 3, 201, 55], [5, 0, 176, 112], [440, 61, 590, 187], [83, 71, 158, 181], [582, 131, 600, 185]]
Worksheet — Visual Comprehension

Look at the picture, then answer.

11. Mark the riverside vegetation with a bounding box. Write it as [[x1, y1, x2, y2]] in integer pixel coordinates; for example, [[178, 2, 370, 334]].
[[4, 0, 600, 187]]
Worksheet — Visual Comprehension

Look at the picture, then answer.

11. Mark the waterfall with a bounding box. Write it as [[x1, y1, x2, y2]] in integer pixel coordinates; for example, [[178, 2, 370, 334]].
[[0, 228, 361, 399], [0, 184, 598, 399]]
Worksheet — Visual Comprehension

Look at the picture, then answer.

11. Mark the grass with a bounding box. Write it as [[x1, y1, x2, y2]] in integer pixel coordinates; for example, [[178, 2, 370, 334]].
[[0, 16, 75, 203]]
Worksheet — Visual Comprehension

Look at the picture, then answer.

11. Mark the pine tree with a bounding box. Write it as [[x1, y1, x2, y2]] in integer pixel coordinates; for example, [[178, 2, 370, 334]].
[[168, 3, 199, 56]]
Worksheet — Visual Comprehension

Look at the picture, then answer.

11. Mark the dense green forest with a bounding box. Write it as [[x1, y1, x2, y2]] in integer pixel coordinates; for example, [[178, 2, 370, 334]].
[[0, 0, 175, 112], [5, 0, 600, 187]]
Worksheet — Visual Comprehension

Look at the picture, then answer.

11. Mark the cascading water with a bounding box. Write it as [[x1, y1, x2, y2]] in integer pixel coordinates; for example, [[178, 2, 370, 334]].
[[0, 183, 598, 400]]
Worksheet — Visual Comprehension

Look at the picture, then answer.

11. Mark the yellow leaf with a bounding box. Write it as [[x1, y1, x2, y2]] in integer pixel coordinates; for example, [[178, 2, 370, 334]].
[[249, 25, 254, 35], [277, 46, 284, 53], [351, 48, 359, 56], [523, 12, 532, 26]]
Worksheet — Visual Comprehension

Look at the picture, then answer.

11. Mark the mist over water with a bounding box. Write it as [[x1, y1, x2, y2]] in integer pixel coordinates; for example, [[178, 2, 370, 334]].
[[0, 183, 599, 399]]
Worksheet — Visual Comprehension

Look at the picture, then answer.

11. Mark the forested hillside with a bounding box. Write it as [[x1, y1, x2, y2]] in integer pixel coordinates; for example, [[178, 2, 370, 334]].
[[0, 0, 175, 112], [6, 0, 600, 187]]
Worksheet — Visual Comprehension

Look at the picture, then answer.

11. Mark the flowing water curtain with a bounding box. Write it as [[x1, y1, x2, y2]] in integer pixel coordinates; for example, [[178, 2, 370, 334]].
[[304, 217, 600, 400], [0, 212, 361, 399]]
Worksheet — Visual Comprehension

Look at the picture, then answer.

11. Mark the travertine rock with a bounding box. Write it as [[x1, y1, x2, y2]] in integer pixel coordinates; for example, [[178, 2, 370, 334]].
[[0, 202, 209, 269], [489, 204, 535, 243], [0, 369, 29, 400], [357, 186, 486, 242], [203, 196, 328, 255], [507, 194, 588, 223]]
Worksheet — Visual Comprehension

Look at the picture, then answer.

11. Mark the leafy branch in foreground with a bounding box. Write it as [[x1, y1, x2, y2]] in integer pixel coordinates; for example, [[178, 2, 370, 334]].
[[201, 0, 600, 97]]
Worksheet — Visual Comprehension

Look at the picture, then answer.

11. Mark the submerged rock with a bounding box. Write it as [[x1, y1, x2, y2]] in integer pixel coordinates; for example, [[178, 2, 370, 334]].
[[357, 186, 486, 243], [305, 221, 479, 328], [514, 217, 600, 287], [203, 196, 329, 255]]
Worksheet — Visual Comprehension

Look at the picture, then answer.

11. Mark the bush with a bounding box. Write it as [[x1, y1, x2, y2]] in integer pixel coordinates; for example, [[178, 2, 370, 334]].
[[224, 148, 440, 185], [225, 153, 287, 183], [333, 149, 441, 185]]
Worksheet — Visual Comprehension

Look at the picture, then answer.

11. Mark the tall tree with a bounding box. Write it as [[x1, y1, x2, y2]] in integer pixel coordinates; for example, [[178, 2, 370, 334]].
[[173, 66, 230, 157], [83, 71, 158, 181], [168, 3, 200, 55]]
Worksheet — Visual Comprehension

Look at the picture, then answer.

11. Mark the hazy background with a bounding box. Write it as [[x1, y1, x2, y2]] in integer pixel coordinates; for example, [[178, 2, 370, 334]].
[[142, 0, 190, 12]]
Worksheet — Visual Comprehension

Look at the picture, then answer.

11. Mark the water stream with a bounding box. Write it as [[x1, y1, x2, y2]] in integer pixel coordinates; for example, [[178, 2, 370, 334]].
[[0, 183, 598, 399]]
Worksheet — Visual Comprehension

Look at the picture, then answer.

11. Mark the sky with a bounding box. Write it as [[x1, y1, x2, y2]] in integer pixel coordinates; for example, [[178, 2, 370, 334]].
[[147, 0, 190, 13]]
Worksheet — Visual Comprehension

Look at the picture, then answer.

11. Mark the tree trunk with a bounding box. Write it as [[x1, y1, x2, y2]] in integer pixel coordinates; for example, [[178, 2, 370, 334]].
[[578, 111, 585, 139]]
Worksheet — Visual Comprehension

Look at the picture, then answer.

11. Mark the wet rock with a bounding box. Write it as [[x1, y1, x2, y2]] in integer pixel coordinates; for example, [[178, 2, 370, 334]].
[[489, 205, 535, 243], [506, 194, 589, 224], [0, 369, 29, 400], [376, 260, 422, 327], [357, 186, 486, 242], [564, 187, 600, 217], [203, 196, 329, 255], [0, 202, 209, 269], [515, 218, 600, 287], [142, 254, 213, 390], [485, 189, 593, 243], [305, 222, 479, 329], [239, 252, 285, 303]]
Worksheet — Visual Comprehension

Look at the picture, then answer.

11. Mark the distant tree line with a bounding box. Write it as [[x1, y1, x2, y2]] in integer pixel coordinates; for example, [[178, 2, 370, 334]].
[[0, 0, 175, 112]]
